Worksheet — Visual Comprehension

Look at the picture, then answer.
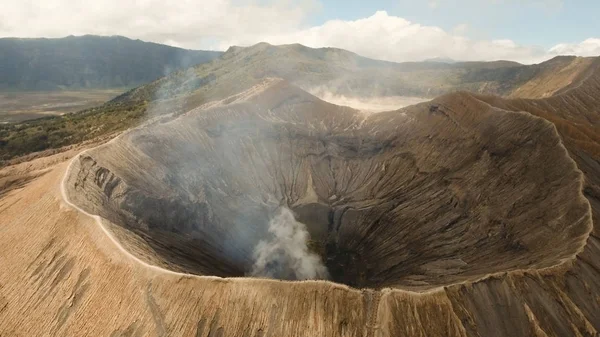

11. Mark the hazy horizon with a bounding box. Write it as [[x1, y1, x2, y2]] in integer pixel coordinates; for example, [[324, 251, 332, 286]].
[[2, 33, 594, 66], [1, 1, 599, 65]]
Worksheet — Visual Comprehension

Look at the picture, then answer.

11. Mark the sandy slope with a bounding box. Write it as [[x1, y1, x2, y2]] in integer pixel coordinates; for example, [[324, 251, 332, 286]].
[[0, 147, 374, 336], [2, 58, 600, 336], [1, 86, 599, 337]]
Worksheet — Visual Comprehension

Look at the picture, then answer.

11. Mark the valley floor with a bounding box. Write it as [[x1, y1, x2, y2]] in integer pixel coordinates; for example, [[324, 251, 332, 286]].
[[0, 89, 126, 123]]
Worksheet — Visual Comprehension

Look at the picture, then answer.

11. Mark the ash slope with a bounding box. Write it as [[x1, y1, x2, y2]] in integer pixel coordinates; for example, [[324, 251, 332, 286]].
[[56, 62, 600, 336], [65, 78, 590, 293], [1, 49, 600, 337]]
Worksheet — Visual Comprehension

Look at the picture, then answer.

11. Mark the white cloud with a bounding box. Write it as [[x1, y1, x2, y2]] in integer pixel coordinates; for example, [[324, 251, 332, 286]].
[[428, 1, 440, 9], [0, 0, 318, 50], [452, 23, 469, 36], [435, 0, 564, 13], [221, 11, 600, 64], [218, 11, 557, 64], [0, 1, 597, 64], [549, 38, 600, 57]]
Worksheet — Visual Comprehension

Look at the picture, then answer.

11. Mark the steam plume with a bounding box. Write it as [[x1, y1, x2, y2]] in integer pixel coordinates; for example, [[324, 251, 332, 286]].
[[251, 207, 329, 280]]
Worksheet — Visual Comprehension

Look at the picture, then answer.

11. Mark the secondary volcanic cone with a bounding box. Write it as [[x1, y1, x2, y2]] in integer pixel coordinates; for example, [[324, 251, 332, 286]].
[[63, 79, 590, 292]]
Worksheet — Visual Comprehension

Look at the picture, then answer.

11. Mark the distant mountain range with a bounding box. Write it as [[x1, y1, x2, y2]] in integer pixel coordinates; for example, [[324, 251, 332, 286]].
[[116, 42, 595, 109], [1, 40, 597, 162], [0, 35, 222, 90], [423, 57, 458, 64]]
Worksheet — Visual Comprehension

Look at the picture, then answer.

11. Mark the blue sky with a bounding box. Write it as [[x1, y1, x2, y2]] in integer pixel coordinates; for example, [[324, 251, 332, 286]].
[[1, 0, 598, 63], [309, 0, 599, 49]]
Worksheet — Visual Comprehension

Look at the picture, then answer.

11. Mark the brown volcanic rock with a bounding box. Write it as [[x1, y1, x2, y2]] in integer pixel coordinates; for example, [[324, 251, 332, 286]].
[[0, 76, 576, 337], [63, 79, 589, 291], [2, 62, 600, 336], [464, 57, 600, 334], [507, 56, 595, 99]]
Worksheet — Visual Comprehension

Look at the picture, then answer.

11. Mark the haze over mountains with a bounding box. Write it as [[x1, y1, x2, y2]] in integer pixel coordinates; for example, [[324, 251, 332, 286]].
[[2, 0, 600, 334], [0, 35, 222, 90], [0, 34, 592, 99], [118, 41, 596, 107], [1, 41, 597, 162], [1, 27, 600, 335]]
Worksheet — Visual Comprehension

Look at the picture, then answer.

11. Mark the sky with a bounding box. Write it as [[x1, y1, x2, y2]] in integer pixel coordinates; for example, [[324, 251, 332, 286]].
[[1, 0, 599, 64]]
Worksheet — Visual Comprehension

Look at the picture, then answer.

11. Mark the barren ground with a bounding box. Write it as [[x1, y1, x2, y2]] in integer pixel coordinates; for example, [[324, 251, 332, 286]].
[[0, 89, 125, 123], [1, 56, 600, 336], [1, 77, 599, 336]]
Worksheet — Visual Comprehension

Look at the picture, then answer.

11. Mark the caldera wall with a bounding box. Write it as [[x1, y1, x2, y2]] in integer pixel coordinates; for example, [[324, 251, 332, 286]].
[[64, 81, 591, 292]]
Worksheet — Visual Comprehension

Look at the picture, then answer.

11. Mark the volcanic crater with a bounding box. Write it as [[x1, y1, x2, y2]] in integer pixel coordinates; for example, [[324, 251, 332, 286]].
[[64, 80, 591, 291]]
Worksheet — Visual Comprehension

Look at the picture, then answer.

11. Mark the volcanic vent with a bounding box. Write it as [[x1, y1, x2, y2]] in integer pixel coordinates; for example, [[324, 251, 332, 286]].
[[64, 80, 591, 290]]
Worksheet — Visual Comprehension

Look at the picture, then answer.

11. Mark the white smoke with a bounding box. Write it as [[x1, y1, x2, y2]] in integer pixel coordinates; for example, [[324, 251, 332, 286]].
[[310, 89, 428, 113], [251, 207, 329, 280]]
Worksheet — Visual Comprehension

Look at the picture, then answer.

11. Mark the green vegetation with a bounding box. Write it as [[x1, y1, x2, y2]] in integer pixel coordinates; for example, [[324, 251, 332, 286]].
[[0, 34, 224, 162], [0, 101, 146, 161]]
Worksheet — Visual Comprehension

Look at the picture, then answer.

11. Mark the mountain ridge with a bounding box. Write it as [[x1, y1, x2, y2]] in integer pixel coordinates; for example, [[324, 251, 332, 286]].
[[114, 42, 596, 108], [1, 41, 598, 162], [0, 35, 222, 90]]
